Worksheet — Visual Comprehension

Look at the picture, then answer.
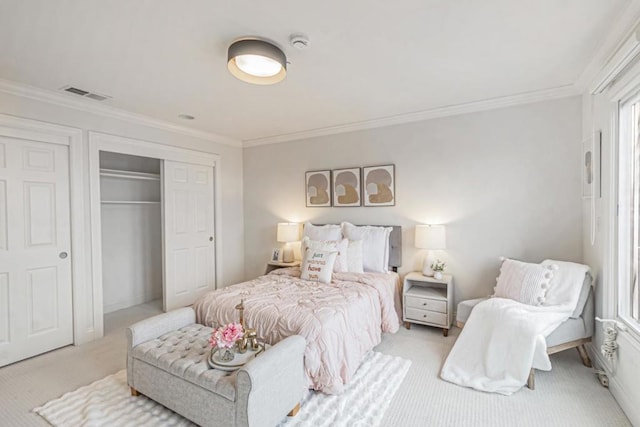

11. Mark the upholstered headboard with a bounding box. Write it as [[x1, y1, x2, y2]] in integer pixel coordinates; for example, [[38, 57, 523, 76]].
[[314, 224, 402, 272]]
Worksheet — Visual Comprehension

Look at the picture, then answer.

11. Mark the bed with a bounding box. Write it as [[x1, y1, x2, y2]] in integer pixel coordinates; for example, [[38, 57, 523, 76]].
[[194, 225, 402, 395]]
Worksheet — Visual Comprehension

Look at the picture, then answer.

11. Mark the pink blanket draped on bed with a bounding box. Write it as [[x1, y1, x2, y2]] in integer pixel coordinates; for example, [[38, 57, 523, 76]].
[[193, 267, 401, 394]]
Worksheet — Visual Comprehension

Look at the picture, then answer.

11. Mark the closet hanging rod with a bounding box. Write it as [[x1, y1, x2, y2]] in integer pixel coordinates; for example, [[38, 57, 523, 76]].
[[100, 168, 160, 181], [101, 200, 161, 205]]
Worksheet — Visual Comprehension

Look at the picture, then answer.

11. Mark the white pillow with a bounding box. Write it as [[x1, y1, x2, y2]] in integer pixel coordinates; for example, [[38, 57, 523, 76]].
[[302, 237, 348, 273], [301, 248, 338, 284], [493, 258, 555, 306], [341, 222, 392, 273], [302, 222, 342, 241], [346, 239, 364, 273]]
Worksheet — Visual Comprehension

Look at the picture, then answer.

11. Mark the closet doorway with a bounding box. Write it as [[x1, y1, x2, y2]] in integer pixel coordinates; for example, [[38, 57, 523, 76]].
[[89, 132, 221, 337], [99, 152, 162, 314]]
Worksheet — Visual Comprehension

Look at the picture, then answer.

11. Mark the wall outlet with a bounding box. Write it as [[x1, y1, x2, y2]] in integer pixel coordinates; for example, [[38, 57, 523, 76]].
[[597, 372, 609, 388]]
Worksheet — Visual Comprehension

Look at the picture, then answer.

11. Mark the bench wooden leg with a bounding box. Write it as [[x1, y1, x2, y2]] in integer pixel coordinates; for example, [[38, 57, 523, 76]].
[[287, 402, 301, 417], [577, 344, 593, 368], [404, 321, 411, 330], [527, 369, 535, 390], [131, 387, 140, 397]]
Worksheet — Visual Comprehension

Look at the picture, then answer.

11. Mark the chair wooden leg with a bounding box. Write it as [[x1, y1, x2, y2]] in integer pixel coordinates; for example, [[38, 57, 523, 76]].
[[577, 344, 593, 368], [131, 387, 140, 397], [287, 402, 301, 417], [527, 369, 535, 390]]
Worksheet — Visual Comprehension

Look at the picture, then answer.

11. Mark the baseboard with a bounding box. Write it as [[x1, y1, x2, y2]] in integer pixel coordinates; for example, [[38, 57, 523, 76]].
[[588, 343, 640, 426], [104, 293, 161, 314]]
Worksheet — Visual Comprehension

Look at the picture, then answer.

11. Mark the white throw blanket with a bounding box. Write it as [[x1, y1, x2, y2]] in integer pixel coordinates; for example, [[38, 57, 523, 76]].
[[441, 260, 590, 395]]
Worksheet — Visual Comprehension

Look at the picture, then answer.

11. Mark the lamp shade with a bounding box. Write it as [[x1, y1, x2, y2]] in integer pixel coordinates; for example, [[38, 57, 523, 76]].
[[277, 223, 301, 243], [415, 225, 446, 250], [228, 39, 287, 85]]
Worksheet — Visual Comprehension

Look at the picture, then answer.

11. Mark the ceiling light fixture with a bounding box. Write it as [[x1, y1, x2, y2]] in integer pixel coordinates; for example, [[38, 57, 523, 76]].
[[227, 39, 287, 85]]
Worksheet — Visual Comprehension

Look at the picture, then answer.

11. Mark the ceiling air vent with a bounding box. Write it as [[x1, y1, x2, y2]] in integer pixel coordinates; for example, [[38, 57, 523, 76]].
[[60, 85, 112, 102], [85, 93, 109, 101]]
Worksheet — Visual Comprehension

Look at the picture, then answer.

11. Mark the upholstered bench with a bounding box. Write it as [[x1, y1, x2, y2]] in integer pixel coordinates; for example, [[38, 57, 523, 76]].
[[126, 307, 306, 427]]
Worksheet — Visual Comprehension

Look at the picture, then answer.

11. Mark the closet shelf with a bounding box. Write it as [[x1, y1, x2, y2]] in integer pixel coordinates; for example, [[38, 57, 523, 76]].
[[101, 200, 161, 205], [100, 168, 160, 181]]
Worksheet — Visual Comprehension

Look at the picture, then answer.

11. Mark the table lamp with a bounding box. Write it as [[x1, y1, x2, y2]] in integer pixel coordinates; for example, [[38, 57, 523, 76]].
[[277, 222, 301, 263], [415, 224, 446, 276]]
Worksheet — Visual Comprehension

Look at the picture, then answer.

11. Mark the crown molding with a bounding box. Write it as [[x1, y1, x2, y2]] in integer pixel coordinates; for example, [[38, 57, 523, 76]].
[[0, 78, 242, 147], [575, 1, 640, 93], [242, 84, 579, 147]]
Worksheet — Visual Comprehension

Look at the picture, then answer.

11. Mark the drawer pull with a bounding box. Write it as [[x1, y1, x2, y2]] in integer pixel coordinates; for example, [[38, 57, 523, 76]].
[[422, 303, 427, 306], [423, 314, 427, 318]]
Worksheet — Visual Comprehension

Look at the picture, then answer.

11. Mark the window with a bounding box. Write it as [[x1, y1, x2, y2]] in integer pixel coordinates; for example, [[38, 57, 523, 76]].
[[618, 93, 640, 324]]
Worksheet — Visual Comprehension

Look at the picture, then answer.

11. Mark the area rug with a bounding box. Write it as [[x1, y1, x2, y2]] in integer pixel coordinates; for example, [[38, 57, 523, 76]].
[[34, 351, 411, 427]]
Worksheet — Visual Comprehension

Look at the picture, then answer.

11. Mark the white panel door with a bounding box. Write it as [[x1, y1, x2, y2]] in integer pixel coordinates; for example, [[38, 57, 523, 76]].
[[163, 161, 215, 311], [0, 136, 73, 367]]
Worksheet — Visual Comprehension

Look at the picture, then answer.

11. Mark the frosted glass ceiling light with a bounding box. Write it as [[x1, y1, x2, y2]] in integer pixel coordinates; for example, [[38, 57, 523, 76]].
[[235, 54, 281, 77], [227, 39, 287, 85]]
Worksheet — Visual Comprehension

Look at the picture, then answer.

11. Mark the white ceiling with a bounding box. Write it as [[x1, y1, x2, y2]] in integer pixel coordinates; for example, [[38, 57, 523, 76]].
[[0, 0, 632, 144]]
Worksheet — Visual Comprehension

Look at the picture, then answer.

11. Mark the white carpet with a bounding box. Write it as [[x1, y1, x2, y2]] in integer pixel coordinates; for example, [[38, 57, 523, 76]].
[[34, 351, 411, 427], [3, 302, 630, 426]]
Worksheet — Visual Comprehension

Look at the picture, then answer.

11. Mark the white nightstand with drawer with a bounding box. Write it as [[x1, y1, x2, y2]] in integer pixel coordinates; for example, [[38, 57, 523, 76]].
[[403, 272, 453, 336]]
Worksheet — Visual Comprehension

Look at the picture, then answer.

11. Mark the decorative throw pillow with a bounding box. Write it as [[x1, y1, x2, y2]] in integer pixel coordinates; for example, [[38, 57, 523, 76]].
[[301, 248, 338, 284], [346, 239, 364, 273], [302, 222, 342, 241], [341, 222, 392, 273], [302, 237, 349, 273], [493, 258, 555, 306], [540, 259, 591, 316]]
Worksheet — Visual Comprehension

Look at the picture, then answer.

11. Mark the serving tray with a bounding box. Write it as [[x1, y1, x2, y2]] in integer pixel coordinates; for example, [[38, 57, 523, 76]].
[[207, 343, 267, 371]]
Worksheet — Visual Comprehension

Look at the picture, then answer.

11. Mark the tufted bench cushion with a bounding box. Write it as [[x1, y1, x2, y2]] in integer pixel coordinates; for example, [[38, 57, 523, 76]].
[[127, 307, 307, 427], [132, 323, 237, 401]]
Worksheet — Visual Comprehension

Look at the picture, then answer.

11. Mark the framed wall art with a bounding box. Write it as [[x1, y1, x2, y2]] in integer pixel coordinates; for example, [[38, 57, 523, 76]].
[[305, 170, 332, 207], [332, 167, 361, 207], [363, 164, 395, 206]]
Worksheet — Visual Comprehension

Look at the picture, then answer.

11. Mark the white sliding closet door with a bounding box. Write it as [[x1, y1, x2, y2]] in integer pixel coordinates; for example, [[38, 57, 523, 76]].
[[0, 137, 73, 367], [163, 161, 215, 311]]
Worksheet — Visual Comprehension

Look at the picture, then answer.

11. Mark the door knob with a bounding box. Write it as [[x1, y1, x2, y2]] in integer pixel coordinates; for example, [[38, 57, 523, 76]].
[[59, 251, 68, 259]]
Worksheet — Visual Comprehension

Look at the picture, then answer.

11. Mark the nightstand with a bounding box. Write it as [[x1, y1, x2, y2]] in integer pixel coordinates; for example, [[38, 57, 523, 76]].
[[265, 261, 300, 274], [403, 272, 453, 336]]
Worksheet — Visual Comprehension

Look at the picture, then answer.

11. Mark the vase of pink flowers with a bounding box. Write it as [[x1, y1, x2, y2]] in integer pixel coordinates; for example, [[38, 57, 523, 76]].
[[209, 323, 244, 362]]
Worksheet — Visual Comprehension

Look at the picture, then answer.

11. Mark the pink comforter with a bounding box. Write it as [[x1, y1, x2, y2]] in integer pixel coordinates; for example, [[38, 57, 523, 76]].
[[193, 268, 401, 394]]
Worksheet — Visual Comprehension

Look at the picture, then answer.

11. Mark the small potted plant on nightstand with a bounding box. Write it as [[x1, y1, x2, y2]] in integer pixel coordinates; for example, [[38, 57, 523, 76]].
[[431, 259, 446, 280]]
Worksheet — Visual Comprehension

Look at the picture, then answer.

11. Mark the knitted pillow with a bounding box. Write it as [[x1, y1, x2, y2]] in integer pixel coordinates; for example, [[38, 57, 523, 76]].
[[301, 248, 338, 284], [493, 258, 556, 306]]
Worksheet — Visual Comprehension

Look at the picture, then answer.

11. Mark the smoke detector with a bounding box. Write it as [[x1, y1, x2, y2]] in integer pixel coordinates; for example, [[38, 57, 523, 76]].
[[290, 33, 310, 50]]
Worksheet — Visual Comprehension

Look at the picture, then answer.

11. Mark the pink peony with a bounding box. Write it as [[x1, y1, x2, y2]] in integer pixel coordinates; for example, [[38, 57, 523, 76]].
[[209, 323, 244, 349]]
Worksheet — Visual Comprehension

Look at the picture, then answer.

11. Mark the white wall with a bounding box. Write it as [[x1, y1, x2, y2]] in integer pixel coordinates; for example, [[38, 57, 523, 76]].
[[243, 97, 583, 305], [0, 91, 245, 342]]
